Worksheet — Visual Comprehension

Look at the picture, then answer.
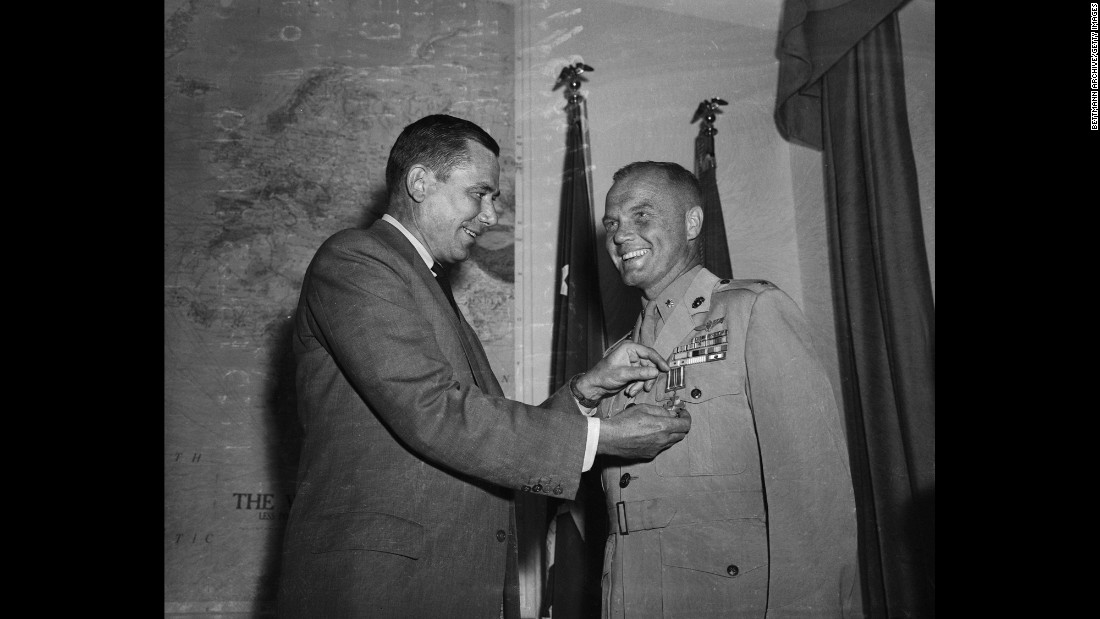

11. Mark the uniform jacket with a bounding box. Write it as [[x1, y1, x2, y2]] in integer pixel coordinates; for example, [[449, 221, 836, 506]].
[[277, 220, 589, 618], [597, 267, 861, 619]]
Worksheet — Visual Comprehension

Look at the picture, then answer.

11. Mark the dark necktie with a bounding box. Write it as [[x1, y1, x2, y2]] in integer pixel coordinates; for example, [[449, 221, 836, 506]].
[[432, 261, 483, 389], [431, 262, 462, 318]]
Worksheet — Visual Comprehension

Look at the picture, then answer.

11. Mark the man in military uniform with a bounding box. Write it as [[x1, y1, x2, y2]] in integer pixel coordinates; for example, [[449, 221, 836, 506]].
[[595, 161, 861, 618]]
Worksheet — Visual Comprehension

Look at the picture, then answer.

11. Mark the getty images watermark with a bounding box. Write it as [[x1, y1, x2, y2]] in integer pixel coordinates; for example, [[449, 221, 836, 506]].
[[1093, 4, 1099, 129]]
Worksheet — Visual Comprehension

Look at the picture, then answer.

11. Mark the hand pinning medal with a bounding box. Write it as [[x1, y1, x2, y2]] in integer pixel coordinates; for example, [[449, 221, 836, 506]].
[[664, 395, 686, 418]]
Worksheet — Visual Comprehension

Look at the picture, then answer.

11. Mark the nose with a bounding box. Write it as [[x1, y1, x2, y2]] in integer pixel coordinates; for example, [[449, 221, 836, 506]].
[[613, 222, 631, 246], [478, 200, 498, 227]]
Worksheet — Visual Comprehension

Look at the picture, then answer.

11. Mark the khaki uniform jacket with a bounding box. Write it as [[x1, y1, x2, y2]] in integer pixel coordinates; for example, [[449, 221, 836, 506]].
[[277, 220, 588, 618], [597, 267, 861, 618]]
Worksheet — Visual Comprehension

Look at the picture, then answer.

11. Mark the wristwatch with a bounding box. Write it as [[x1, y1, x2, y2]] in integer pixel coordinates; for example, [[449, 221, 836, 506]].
[[569, 373, 601, 408]]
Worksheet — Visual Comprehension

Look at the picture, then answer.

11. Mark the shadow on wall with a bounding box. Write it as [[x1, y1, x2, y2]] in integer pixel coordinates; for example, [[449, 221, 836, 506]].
[[254, 183, 391, 611], [357, 184, 392, 230], [256, 317, 302, 611]]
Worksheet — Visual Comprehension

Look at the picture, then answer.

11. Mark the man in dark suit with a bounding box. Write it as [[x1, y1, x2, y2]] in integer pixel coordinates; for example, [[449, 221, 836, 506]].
[[596, 161, 861, 618], [276, 115, 691, 618]]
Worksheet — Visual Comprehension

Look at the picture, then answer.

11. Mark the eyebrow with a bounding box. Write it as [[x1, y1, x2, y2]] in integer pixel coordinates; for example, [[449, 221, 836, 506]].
[[620, 201, 655, 215], [603, 200, 653, 222], [470, 182, 500, 196]]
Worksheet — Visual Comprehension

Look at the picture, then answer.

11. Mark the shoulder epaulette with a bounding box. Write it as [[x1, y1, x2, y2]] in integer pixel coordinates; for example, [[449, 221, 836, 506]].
[[713, 278, 777, 294]]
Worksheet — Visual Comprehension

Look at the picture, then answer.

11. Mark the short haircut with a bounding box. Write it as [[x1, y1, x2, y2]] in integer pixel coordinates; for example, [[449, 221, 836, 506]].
[[385, 114, 500, 201], [612, 161, 702, 207]]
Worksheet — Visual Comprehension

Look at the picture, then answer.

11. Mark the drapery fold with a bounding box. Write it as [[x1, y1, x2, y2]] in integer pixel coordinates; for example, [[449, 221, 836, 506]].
[[774, 1, 934, 616], [776, 0, 911, 149]]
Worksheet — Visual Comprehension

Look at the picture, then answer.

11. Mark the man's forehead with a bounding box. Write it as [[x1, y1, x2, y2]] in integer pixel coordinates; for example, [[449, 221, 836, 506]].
[[450, 146, 499, 182], [607, 177, 669, 209], [465, 140, 498, 165]]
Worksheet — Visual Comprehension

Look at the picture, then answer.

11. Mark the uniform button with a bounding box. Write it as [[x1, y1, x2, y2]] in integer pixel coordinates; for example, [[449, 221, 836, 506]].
[[691, 296, 705, 308], [532, 484, 543, 493], [726, 564, 739, 577], [619, 473, 631, 488], [553, 485, 563, 495], [691, 388, 702, 399], [521, 485, 531, 492], [496, 529, 507, 543]]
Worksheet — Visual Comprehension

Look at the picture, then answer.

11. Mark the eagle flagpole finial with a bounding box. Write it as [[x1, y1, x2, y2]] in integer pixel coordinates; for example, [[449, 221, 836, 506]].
[[690, 97, 728, 136], [554, 62, 595, 104]]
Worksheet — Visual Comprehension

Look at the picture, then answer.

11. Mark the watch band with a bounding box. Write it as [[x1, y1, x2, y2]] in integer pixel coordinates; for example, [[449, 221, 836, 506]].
[[569, 372, 600, 408]]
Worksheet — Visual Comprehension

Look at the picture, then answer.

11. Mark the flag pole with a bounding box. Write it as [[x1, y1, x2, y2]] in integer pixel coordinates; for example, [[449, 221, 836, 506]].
[[691, 97, 734, 280], [544, 61, 605, 619]]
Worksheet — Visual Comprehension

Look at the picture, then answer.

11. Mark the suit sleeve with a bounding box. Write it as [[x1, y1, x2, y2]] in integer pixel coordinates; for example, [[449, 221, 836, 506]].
[[743, 288, 860, 615], [302, 237, 589, 499]]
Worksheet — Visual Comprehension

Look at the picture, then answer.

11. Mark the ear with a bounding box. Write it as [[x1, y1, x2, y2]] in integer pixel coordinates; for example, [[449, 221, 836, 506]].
[[406, 164, 430, 203], [685, 205, 704, 241]]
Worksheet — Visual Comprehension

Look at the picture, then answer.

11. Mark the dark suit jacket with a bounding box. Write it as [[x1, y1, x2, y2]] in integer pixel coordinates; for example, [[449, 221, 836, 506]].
[[597, 268, 860, 618], [277, 220, 589, 618]]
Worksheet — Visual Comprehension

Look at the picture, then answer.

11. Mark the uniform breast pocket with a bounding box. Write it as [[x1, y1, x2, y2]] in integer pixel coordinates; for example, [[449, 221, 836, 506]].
[[654, 360, 758, 477]]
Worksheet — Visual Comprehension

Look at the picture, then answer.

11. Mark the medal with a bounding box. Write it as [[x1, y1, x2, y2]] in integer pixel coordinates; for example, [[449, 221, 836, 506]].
[[665, 329, 728, 393]]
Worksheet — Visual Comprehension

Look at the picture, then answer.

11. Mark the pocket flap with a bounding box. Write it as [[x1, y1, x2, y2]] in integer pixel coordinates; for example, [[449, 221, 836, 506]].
[[310, 511, 424, 559], [660, 519, 767, 579], [654, 359, 744, 405]]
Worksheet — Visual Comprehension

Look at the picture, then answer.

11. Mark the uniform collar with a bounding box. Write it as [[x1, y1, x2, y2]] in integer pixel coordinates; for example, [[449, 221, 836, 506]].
[[644, 264, 704, 322]]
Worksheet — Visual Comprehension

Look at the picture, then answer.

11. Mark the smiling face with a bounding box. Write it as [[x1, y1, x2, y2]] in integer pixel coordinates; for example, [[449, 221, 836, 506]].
[[603, 169, 702, 300], [410, 141, 501, 265]]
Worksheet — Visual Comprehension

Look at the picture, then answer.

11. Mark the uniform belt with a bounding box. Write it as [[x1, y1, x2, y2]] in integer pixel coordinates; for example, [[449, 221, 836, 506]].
[[609, 490, 765, 535]]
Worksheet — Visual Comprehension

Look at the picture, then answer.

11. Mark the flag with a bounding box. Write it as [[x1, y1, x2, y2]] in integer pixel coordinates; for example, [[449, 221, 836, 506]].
[[695, 129, 733, 280], [544, 92, 606, 619]]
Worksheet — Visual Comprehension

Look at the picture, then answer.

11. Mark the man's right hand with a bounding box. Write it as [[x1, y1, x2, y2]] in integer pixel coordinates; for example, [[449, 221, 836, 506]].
[[572, 341, 670, 403], [596, 403, 691, 460]]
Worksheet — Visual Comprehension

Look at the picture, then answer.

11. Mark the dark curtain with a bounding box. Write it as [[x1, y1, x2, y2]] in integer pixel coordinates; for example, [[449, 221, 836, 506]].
[[543, 96, 609, 619], [775, 1, 935, 617], [694, 131, 733, 280]]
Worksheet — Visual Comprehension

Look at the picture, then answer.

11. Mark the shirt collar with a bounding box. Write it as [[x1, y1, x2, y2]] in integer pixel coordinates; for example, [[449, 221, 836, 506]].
[[382, 213, 435, 273]]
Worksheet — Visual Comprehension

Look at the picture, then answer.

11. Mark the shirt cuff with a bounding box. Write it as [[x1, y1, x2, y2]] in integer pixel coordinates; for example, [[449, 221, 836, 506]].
[[582, 416, 600, 472]]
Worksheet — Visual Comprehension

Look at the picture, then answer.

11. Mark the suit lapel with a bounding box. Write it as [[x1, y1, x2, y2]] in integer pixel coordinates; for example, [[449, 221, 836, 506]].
[[373, 220, 489, 390], [460, 319, 503, 396], [374, 220, 461, 327]]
